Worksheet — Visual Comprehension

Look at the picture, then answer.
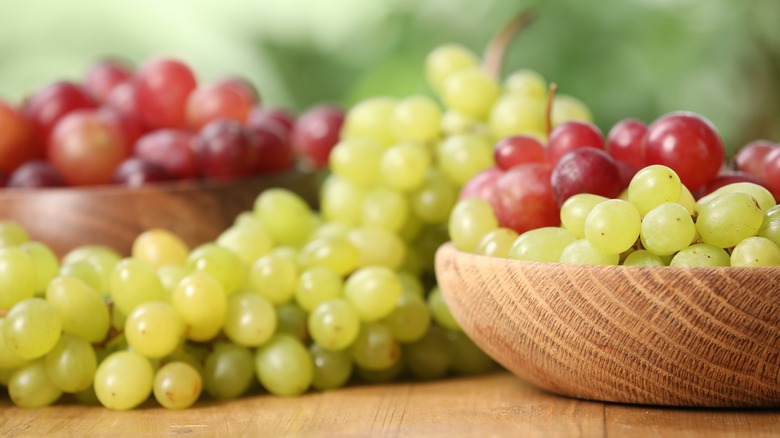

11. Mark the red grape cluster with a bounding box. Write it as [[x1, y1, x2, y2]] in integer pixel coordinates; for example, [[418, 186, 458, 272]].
[[0, 58, 345, 188]]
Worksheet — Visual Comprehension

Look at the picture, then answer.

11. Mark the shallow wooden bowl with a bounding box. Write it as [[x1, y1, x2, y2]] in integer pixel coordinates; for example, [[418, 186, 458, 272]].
[[434, 242, 780, 407], [0, 171, 319, 258]]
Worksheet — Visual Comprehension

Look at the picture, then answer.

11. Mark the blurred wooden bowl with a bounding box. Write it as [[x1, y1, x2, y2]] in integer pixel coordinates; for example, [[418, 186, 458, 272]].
[[434, 242, 780, 407], [0, 171, 319, 258]]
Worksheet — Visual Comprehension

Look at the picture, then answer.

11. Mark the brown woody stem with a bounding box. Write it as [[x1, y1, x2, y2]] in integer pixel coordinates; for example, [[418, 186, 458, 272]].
[[482, 9, 538, 80]]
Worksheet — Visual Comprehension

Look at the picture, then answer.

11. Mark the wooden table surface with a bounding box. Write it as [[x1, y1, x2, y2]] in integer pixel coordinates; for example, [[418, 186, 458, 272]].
[[1, 372, 778, 437]]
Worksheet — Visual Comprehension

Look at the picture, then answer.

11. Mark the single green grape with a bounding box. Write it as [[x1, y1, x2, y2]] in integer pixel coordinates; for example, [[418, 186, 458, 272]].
[[20, 241, 59, 295], [294, 267, 343, 313], [410, 169, 458, 224], [758, 204, 780, 246], [125, 301, 184, 358], [275, 303, 310, 343], [340, 96, 398, 147], [696, 192, 763, 248], [297, 235, 359, 277], [0, 220, 30, 247], [559, 239, 620, 265], [584, 199, 641, 255], [508, 227, 577, 262], [448, 197, 499, 253], [669, 243, 731, 267], [344, 266, 401, 322], [504, 69, 548, 101], [255, 333, 314, 397], [0, 317, 27, 368], [628, 165, 682, 216], [46, 275, 110, 344], [328, 139, 385, 187], [640, 202, 696, 256], [730, 236, 780, 266], [383, 293, 431, 344], [59, 260, 102, 295], [360, 187, 410, 233], [551, 94, 593, 126], [355, 357, 405, 384], [157, 264, 190, 299], [473, 227, 519, 258], [442, 67, 500, 120], [351, 322, 400, 371], [45, 334, 97, 393], [447, 330, 496, 376], [622, 250, 665, 266], [4, 298, 62, 359], [320, 174, 369, 225], [131, 229, 189, 269], [171, 272, 227, 342], [253, 188, 315, 247], [560, 193, 608, 238], [94, 350, 154, 411], [391, 95, 442, 143], [403, 326, 452, 381], [425, 43, 478, 94], [110, 258, 166, 316], [246, 252, 298, 305], [202, 342, 255, 401], [346, 226, 406, 270], [187, 243, 246, 296], [308, 298, 360, 351], [215, 219, 273, 266], [309, 343, 353, 391], [697, 182, 776, 213], [397, 271, 425, 298], [62, 245, 121, 294], [437, 134, 494, 187], [8, 359, 62, 408], [224, 291, 277, 347], [0, 246, 36, 310], [428, 286, 460, 331], [379, 142, 432, 192], [488, 94, 546, 141], [441, 109, 490, 137], [153, 361, 202, 409]]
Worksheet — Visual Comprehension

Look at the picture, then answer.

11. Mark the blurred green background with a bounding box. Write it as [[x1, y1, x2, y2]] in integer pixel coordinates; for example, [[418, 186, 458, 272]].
[[1, 0, 779, 156]]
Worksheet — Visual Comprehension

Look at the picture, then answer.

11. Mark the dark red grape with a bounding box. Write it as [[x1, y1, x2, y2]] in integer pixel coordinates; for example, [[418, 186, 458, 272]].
[[546, 120, 604, 166], [493, 135, 545, 170], [112, 157, 172, 187], [606, 118, 646, 169], [494, 163, 559, 234], [550, 147, 623, 206], [134, 129, 199, 179], [761, 147, 780, 202], [247, 106, 296, 136], [83, 58, 133, 104], [195, 119, 253, 180], [734, 139, 774, 181], [24, 81, 97, 148], [7, 160, 66, 188], [245, 119, 294, 174], [290, 104, 345, 170]]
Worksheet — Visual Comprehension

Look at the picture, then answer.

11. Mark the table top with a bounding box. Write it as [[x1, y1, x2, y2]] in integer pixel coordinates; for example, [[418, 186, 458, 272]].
[[1, 372, 778, 437]]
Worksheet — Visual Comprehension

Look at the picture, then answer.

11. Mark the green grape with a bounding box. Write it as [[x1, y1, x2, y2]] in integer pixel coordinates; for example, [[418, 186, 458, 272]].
[[428, 286, 460, 331], [110, 257, 166, 316], [328, 138, 385, 187], [409, 224, 450, 275], [294, 267, 343, 313], [584, 199, 641, 255], [344, 266, 401, 322], [153, 361, 202, 409], [623, 250, 665, 266], [224, 291, 277, 347], [4, 298, 62, 359], [72, 384, 100, 405], [488, 94, 546, 140], [8, 359, 62, 408], [640, 202, 696, 256], [0, 246, 36, 310], [355, 356, 405, 384], [46, 275, 110, 344], [425, 43, 478, 94], [0, 317, 27, 368], [441, 109, 491, 137], [351, 322, 400, 371], [473, 227, 519, 258], [161, 345, 205, 377], [677, 184, 697, 216], [125, 301, 184, 358], [437, 133, 494, 187], [20, 241, 59, 295], [442, 67, 500, 120], [340, 96, 398, 147], [62, 245, 122, 294], [448, 197, 499, 253], [669, 243, 731, 267], [361, 187, 409, 233], [298, 235, 359, 277], [0, 220, 30, 247], [346, 226, 406, 270], [187, 243, 246, 296], [391, 95, 442, 143], [203, 342, 255, 401], [403, 326, 452, 381], [398, 271, 425, 298], [320, 174, 368, 225], [45, 334, 97, 393], [383, 293, 431, 343], [94, 350, 154, 411], [628, 165, 683, 216], [255, 333, 313, 396], [447, 330, 496, 376], [216, 219, 273, 266], [171, 272, 227, 342], [131, 229, 189, 269], [551, 94, 593, 126], [508, 227, 577, 262], [410, 169, 458, 224], [308, 298, 360, 351], [309, 343, 353, 391], [253, 188, 315, 247], [504, 69, 547, 101], [697, 182, 776, 213], [730, 236, 780, 267], [59, 259, 102, 294], [276, 303, 310, 342], [247, 252, 298, 305], [696, 192, 763, 248], [157, 264, 190, 298], [379, 142, 431, 192], [0, 366, 15, 386], [312, 221, 354, 240], [559, 239, 620, 265], [759, 204, 780, 246], [560, 193, 608, 238]]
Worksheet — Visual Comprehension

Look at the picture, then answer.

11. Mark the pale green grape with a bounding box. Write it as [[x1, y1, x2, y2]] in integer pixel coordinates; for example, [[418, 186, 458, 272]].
[[383, 293, 430, 343], [391, 95, 442, 143], [308, 298, 360, 351], [162, 345, 205, 376], [62, 245, 122, 294], [46, 275, 110, 344], [72, 384, 100, 405], [4, 298, 62, 359], [94, 350, 154, 411], [442, 67, 500, 120], [696, 192, 763, 248], [276, 303, 310, 342], [59, 260, 102, 294], [584, 199, 641, 254], [351, 322, 400, 371], [131, 229, 189, 269], [110, 258, 166, 316], [253, 188, 315, 247], [125, 301, 184, 358], [309, 343, 353, 391], [409, 224, 450, 275], [425, 43, 478, 94], [623, 250, 665, 266], [488, 94, 546, 141], [551, 94, 593, 126], [403, 326, 452, 381], [298, 234, 359, 277], [0, 246, 36, 310], [344, 266, 401, 322], [355, 357, 405, 384], [45, 334, 97, 393], [437, 133, 493, 187], [669, 243, 731, 267], [697, 182, 776, 213], [759, 205, 780, 246], [361, 187, 409, 233], [448, 197, 499, 253], [8, 359, 62, 407], [157, 264, 190, 298], [0, 220, 30, 247], [504, 69, 547, 101], [398, 271, 425, 298], [678, 184, 697, 216], [171, 272, 227, 342], [340, 96, 398, 147], [247, 252, 298, 305], [428, 286, 460, 331], [410, 169, 458, 224], [447, 330, 496, 376], [216, 219, 273, 266], [203, 342, 255, 400], [560, 193, 608, 238], [0, 317, 27, 368], [473, 227, 519, 258], [559, 239, 620, 265], [187, 243, 246, 296], [320, 174, 368, 225], [441, 109, 490, 137], [224, 291, 277, 347], [730, 236, 780, 266], [640, 202, 696, 256], [328, 139, 384, 187], [255, 333, 314, 396], [312, 221, 354, 240], [380, 142, 432, 192], [508, 227, 577, 262], [628, 165, 683, 216], [20, 241, 58, 295], [347, 226, 406, 270], [153, 361, 202, 409], [294, 267, 343, 313]]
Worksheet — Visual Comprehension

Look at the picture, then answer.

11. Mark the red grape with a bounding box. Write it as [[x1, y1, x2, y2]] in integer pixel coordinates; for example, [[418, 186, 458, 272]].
[[247, 106, 296, 135], [546, 120, 605, 166], [550, 147, 623, 206], [135, 57, 197, 129], [7, 160, 66, 188], [245, 119, 294, 174], [195, 119, 254, 180], [290, 104, 345, 170], [606, 118, 646, 169], [24, 81, 96, 148], [0, 100, 39, 174], [97, 106, 145, 155], [112, 157, 172, 187], [493, 163, 559, 234], [694, 170, 763, 199], [105, 81, 142, 122], [459, 166, 502, 204], [185, 77, 257, 130], [761, 147, 780, 201], [734, 139, 774, 181], [493, 135, 545, 170], [83, 58, 133, 104], [134, 129, 199, 179], [643, 112, 724, 192]]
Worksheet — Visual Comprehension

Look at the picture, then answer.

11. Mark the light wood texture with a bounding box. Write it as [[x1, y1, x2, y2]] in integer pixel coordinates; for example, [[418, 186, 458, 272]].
[[1, 373, 778, 437], [0, 171, 319, 258], [434, 242, 780, 408]]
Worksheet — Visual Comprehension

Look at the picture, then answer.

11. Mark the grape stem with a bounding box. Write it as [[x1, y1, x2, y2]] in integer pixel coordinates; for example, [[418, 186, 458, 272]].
[[545, 82, 557, 135], [482, 9, 538, 79]]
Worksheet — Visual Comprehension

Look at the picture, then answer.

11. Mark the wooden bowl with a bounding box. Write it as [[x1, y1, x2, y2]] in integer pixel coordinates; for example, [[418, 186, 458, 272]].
[[434, 242, 780, 407], [0, 171, 319, 258]]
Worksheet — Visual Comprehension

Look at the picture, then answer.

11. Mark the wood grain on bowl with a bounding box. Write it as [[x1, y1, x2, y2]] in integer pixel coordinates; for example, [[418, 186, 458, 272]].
[[434, 242, 780, 407]]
